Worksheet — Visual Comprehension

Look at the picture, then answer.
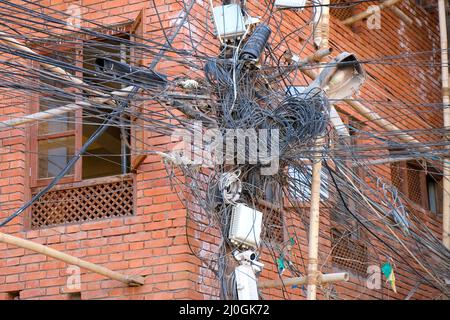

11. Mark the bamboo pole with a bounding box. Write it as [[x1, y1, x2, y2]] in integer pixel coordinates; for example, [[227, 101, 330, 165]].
[[390, 6, 413, 25], [438, 0, 450, 250], [0, 92, 210, 131], [342, 0, 403, 26], [306, 0, 329, 300], [0, 231, 145, 286], [313, 0, 330, 49], [0, 103, 84, 130], [259, 272, 349, 289], [306, 139, 324, 300]]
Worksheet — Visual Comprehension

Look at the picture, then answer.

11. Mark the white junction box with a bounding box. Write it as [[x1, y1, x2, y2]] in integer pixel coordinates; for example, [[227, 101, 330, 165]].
[[274, 0, 307, 8], [212, 4, 246, 39], [228, 203, 262, 249]]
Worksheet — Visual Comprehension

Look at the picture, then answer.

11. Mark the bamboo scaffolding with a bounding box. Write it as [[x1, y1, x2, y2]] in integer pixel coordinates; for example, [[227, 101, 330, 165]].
[[0, 231, 145, 286], [0, 103, 85, 130], [0, 92, 210, 131], [259, 272, 349, 289]]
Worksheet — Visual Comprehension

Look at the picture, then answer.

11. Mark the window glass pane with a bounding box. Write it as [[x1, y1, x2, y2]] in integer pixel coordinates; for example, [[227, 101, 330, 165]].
[[38, 136, 75, 179], [39, 50, 76, 135], [427, 178, 437, 214], [38, 104, 75, 135], [82, 112, 125, 179]]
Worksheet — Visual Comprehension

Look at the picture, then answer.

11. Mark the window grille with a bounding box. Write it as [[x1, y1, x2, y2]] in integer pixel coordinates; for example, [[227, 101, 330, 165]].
[[31, 176, 134, 229]]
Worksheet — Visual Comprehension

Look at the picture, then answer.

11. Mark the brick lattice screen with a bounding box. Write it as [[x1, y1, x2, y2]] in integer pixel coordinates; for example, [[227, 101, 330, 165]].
[[30, 177, 134, 229], [390, 162, 403, 191], [407, 167, 423, 205], [330, 0, 355, 20], [263, 209, 284, 243], [330, 228, 368, 276]]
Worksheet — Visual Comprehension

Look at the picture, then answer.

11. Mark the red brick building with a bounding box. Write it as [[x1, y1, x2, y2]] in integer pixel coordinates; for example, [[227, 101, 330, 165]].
[[0, 0, 448, 300]]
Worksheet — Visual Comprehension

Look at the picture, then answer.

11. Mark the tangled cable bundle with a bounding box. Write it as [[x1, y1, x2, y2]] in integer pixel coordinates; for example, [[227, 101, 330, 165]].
[[271, 92, 329, 152], [218, 170, 242, 204]]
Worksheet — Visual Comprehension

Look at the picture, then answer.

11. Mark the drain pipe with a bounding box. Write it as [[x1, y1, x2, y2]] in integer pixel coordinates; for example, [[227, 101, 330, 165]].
[[438, 0, 450, 250]]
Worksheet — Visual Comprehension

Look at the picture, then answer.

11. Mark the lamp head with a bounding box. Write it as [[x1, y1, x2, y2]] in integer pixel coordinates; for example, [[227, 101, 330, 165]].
[[307, 52, 366, 100]]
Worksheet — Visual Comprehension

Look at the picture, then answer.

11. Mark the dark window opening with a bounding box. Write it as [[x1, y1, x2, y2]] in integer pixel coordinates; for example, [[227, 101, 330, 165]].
[[427, 176, 438, 214], [257, 178, 285, 244], [82, 35, 131, 180]]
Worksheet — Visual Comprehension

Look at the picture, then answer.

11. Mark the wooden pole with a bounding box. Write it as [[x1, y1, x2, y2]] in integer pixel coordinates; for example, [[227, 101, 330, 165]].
[[438, 0, 450, 250], [342, 0, 403, 26], [259, 272, 349, 289], [0, 231, 145, 286]]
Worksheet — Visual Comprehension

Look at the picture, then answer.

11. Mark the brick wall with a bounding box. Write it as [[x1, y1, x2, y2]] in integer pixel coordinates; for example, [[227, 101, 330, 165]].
[[0, 0, 445, 300]]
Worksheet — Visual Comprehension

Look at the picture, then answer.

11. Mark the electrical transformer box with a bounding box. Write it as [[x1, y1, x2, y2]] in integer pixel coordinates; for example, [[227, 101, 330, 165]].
[[228, 203, 262, 249], [212, 4, 246, 39]]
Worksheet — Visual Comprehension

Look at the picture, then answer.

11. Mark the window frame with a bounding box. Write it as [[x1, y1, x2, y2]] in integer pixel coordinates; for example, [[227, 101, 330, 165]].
[[28, 11, 146, 188], [29, 45, 83, 188], [390, 159, 443, 215]]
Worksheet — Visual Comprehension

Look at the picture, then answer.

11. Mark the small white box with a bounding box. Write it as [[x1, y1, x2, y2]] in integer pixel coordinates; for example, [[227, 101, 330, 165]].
[[228, 203, 262, 249], [212, 4, 246, 39], [274, 0, 307, 8]]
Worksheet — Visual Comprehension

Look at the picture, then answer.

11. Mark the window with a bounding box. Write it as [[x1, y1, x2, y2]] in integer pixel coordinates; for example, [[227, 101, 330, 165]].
[[81, 34, 131, 180], [30, 48, 80, 186], [260, 181, 284, 243], [28, 11, 147, 228], [30, 34, 134, 186], [390, 160, 443, 215], [414, 0, 438, 11], [427, 176, 438, 214], [248, 171, 285, 244]]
